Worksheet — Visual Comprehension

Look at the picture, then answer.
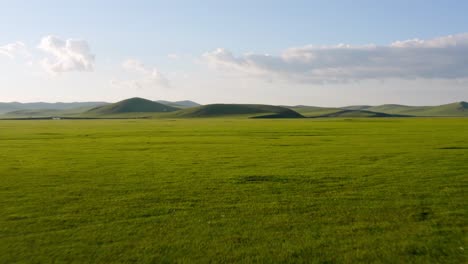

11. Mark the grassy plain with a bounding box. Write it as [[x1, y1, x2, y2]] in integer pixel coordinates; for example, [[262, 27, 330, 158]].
[[0, 118, 467, 263]]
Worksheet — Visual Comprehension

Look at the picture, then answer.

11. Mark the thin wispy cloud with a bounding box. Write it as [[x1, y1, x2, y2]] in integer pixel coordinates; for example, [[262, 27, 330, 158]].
[[0, 41, 31, 60], [113, 59, 170, 89], [38, 35, 95, 74], [203, 33, 468, 84]]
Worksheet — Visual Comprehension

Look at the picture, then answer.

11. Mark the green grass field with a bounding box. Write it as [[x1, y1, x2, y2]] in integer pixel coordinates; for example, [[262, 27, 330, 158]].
[[1, 118, 467, 263]]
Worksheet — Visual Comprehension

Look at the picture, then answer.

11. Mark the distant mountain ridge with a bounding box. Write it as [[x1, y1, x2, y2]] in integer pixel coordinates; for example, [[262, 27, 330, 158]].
[[0, 101, 108, 114]]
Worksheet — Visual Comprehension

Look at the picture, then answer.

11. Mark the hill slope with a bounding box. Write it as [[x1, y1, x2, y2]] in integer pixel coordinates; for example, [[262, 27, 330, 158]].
[[314, 110, 409, 118], [341, 105, 372, 110], [86, 97, 179, 116], [368, 102, 468, 116], [169, 104, 304, 118], [157, 100, 200, 108], [290, 106, 343, 117]]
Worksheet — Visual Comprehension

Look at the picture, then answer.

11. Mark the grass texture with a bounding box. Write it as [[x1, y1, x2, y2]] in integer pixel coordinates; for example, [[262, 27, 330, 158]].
[[0, 118, 467, 263]]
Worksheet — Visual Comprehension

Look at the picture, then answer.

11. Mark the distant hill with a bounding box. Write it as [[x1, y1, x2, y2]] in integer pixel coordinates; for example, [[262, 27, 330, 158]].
[[313, 110, 409, 118], [3, 105, 100, 118], [290, 106, 343, 117], [2, 99, 467, 119], [157, 100, 200, 108], [289, 106, 410, 118], [169, 104, 304, 118], [366, 104, 426, 114], [86, 97, 179, 115], [0, 101, 108, 114], [291, 102, 468, 117], [4, 109, 63, 117], [367, 102, 468, 116], [341, 105, 372, 110]]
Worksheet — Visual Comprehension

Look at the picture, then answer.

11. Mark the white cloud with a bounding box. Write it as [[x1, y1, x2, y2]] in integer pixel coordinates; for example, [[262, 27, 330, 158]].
[[122, 59, 148, 74], [38, 35, 95, 73], [116, 59, 170, 88], [390, 34, 468, 48], [203, 33, 468, 83], [0, 41, 31, 60]]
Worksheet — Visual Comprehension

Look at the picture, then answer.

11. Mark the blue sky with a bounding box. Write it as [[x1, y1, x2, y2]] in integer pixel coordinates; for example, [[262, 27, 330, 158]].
[[1, 0, 467, 105]]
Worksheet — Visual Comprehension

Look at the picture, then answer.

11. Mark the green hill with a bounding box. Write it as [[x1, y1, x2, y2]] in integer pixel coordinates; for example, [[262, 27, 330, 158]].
[[290, 106, 343, 117], [341, 105, 372, 110], [157, 100, 200, 108], [367, 104, 427, 115], [86, 97, 179, 116], [313, 109, 409, 118], [169, 104, 304, 118], [368, 102, 468, 116]]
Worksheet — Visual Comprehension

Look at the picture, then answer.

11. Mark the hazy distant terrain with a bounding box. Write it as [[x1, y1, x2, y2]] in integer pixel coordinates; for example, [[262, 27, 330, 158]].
[[0, 102, 109, 114]]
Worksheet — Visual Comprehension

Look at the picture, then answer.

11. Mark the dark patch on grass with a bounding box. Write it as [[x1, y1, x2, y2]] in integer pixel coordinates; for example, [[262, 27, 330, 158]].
[[438, 146, 468, 150], [235, 175, 289, 184], [406, 245, 428, 256], [413, 207, 433, 221]]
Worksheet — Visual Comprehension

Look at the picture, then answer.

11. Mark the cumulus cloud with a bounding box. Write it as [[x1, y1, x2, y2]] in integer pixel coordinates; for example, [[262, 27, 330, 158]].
[[0, 41, 31, 60], [203, 33, 468, 83], [38, 35, 95, 73], [116, 59, 170, 88]]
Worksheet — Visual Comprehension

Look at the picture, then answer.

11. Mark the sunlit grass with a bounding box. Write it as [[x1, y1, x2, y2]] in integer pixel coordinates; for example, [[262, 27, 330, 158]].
[[0, 118, 466, 263]]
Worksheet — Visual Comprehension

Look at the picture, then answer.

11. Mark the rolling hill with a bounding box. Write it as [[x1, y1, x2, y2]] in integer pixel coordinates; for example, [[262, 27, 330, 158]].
[[85, 97, 179, 116], [290, 101, 468, 117], [168, 104, 304, 118], [290, 106, 406, 118], [2, 98, 467, 119], [156, 100, 200, 108], [313, 110, 409, 118], [341, 105, 372, 110], [367, 101, 468, 116], [290, 106, 343, 117]]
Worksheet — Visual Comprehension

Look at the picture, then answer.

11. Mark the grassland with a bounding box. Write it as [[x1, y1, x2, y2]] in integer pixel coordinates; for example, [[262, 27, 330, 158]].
[[0, 118, 467, 263]]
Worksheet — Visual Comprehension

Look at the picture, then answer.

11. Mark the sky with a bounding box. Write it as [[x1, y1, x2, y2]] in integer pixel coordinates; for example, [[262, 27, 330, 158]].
[[1, 0, 467, 106]]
